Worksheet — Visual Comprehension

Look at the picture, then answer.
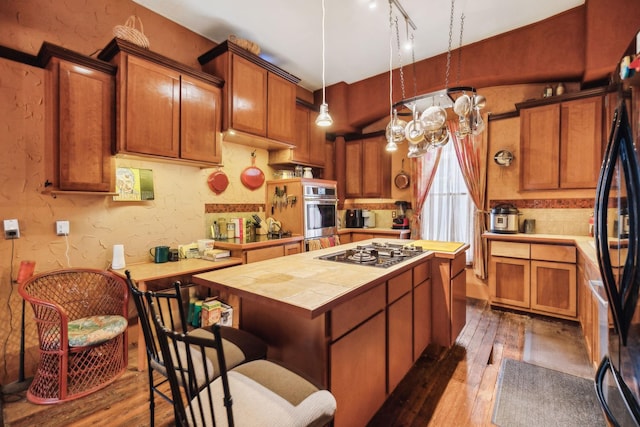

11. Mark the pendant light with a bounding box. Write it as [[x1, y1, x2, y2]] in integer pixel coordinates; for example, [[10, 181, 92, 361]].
[[316, 0, 333, 127], [384, 2, 398, 152]]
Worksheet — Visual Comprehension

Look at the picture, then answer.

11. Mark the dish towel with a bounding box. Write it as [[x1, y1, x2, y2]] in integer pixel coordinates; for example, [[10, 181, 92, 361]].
[[308, 239, 322, 251]]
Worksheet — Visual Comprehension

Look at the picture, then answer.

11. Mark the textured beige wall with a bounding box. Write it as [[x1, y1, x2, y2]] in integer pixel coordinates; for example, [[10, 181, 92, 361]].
[[0, 0, 275, 383]]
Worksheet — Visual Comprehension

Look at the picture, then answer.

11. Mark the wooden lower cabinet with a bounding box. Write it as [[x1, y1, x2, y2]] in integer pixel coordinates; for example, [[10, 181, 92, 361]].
[[331, 312, 386, 427], [577, 251, 609, 370], [351, 232, 374, 242], [431, 252, 467, 348], [489, 240, 577, 319], [224, 240, 303, 264], [343, 231, 411, 243], [283, 242, 301, 256], [530, 260, 576, 317], [489, 256, 531, 309], [387, 270, 413, 392], [413, 278, 432, 360], [413, 259, 432, 360], [244, 245, 284, 263]]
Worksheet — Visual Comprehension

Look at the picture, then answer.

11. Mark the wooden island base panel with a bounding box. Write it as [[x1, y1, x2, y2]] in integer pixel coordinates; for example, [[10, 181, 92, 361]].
[[192, 238, 468, 427]]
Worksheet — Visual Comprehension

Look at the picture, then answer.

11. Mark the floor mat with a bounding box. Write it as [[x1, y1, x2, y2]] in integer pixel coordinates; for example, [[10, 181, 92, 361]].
[[492, 358, 605, 427]]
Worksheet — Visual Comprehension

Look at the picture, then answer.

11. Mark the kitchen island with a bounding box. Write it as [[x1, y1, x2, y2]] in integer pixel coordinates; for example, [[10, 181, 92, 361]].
[[193, 238, 468, 427]]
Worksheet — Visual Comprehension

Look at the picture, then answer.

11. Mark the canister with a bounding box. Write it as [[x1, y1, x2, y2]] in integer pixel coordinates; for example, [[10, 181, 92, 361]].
[[227, 222, 235, 240]]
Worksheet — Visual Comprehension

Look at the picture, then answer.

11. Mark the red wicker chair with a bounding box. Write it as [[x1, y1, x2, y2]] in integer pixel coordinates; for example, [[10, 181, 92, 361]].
[[18, 269, 128, 404]]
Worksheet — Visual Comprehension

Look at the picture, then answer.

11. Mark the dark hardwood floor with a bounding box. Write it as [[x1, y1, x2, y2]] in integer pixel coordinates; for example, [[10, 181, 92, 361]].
[[1, 299, 591, 426]]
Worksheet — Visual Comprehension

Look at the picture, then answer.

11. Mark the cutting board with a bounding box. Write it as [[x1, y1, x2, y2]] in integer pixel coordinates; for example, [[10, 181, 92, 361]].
[[410, 240, 465, 253]]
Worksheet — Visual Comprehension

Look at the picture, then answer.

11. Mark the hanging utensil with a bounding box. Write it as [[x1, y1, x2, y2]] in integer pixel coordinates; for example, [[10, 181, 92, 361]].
[[394, 159, 411, 189], [240, 150, 265, 190], [282, 185, 287, 211], [406, 105, 425, 145], [207, 168, 229, 195]]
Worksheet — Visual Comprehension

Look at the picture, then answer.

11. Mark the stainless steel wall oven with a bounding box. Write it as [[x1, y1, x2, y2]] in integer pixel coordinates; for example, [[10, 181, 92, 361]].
[[303, 183, 337, 239]]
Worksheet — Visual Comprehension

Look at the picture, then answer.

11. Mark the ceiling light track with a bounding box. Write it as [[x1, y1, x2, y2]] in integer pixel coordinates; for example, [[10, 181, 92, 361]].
[[390, 0, 416, 31]]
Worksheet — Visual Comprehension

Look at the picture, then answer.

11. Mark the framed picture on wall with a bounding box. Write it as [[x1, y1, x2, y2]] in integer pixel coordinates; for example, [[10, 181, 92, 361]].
[[113, 167, 155, 201]]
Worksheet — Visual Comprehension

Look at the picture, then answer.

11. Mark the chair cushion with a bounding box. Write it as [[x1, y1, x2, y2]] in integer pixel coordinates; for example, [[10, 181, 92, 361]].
[[232, 359, 319, 406], [67, 315, 127, 347], [189, 369, 336, 427], [188, 326, 267, 378]]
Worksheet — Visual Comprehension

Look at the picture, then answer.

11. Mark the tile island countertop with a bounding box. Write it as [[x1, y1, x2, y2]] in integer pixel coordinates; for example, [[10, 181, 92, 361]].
[[193, 238, 468, 319]]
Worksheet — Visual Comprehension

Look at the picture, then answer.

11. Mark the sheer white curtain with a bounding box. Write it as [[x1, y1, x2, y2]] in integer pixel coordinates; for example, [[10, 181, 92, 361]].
[[421, 140, 475, 263]]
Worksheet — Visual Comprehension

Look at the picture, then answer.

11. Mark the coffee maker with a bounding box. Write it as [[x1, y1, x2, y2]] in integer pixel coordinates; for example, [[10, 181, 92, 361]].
[[392, 201, 410, 229]]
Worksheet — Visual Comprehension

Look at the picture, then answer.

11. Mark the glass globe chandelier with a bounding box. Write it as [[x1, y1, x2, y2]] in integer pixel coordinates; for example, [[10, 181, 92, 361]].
[[385, 0, 486, 157]]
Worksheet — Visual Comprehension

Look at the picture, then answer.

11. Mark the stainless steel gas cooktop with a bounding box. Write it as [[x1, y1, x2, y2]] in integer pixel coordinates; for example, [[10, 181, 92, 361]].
[[317, 242, 424, 268]]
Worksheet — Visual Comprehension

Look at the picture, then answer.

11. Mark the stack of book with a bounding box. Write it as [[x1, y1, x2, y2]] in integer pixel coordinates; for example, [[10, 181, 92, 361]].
[[201, 248, 231, 261]]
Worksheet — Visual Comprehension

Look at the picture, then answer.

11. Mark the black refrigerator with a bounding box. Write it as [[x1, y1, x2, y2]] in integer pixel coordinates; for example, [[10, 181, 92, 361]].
[[594, 90, 640, 426]]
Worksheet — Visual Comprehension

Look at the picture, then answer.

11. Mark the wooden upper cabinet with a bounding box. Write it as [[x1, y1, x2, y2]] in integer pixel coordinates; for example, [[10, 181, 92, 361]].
[[230, 55, 268, 136], [269, 101, 326, 167], [345, 140, 363, 197], [344, 134, 390, 198], [362, 135, 390, 197], [124, 56, 180, 158], [294, 105, 310, 159], [559, 96, 603, 189], [519, 90, 606, 191], [40, 43, 116, 192], [520, 104, 560, 190], [180, 76, 222, 163], [267, 72, 296, 143], [98, 38, 223, 166], [199, 40, 300, 149]]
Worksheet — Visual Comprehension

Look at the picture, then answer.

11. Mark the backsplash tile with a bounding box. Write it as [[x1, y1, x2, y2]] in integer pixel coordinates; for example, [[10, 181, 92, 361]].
[[490, 198, 594, 209]]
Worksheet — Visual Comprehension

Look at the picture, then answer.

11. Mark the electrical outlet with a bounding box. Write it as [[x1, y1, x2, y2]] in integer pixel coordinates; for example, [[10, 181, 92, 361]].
[[3, 219, 20, 239], [56, 220, 70, 236], [392, 211, 397, 219]]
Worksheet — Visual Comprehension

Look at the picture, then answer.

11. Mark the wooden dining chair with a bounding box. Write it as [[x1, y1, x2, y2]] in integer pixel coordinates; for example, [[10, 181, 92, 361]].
[[148, 291, 337, 427], [125, 272, 267, 426]]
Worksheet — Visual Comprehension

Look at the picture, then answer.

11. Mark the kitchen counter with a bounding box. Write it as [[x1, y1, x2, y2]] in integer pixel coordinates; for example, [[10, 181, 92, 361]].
[[193, 238, 436, 319], [211, 233, 304, 250]]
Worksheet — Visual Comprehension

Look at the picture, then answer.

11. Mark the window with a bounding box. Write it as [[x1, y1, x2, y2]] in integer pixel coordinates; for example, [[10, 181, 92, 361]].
[[421, 141, 474, 263]]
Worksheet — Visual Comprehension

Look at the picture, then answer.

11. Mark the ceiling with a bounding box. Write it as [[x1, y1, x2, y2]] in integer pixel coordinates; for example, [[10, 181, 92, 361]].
[[133, 0, 585, 92]]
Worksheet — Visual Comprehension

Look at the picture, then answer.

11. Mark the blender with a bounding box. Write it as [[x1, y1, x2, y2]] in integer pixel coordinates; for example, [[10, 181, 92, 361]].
[[392, 201, 410, 229]]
